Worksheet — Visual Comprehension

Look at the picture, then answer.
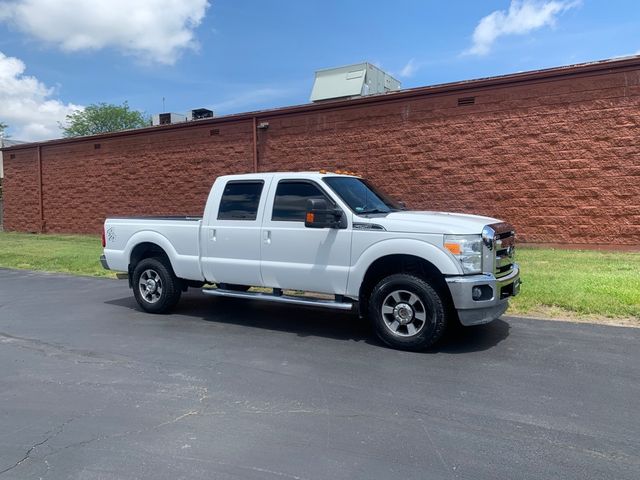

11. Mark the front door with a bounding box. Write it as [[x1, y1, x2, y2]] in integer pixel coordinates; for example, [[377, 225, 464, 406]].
[[260, 179, 352, 294]]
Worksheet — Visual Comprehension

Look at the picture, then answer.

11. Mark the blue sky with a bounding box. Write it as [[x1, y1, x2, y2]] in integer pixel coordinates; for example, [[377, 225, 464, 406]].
[[0, 0, 639, 141]]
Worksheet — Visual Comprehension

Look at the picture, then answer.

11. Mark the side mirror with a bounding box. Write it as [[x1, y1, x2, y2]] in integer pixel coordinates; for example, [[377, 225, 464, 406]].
[[305, 199, 343, 228]]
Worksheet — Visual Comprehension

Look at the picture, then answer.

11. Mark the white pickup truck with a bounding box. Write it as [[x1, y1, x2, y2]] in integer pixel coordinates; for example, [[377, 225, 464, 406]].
[[101, 171, 520, 351]]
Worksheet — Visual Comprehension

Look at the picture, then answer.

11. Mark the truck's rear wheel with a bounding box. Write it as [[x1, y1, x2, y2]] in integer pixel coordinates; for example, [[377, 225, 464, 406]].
[[132, 257, 181, 314], [369, 274, 446, 351]]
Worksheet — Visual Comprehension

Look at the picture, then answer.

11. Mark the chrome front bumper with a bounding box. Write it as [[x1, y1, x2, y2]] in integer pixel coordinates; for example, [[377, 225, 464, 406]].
[[445, 264, 520, 326]]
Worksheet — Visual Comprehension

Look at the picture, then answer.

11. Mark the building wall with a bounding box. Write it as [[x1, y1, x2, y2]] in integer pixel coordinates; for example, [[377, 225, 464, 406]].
[[3, 148, 40, 232], [38, 121, 253, 233], [3, 60, 640, 245]]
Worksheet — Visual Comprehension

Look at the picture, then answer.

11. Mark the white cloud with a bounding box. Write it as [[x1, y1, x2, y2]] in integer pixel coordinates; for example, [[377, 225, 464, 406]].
[[399, 58, 419, 78], [0, 51, 82, 141], [0, 0, 210, 64], [466, 0, 579, 56]]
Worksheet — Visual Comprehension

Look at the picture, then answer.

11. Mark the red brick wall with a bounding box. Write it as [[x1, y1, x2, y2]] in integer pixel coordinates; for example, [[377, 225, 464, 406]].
[[36, 121, 253, 233], [3, 62, 640, 245], [3, 148, 41, 233]]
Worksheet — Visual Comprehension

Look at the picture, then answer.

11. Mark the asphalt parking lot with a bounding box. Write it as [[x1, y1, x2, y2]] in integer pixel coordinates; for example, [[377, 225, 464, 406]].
[[0, 268, 638, 480]]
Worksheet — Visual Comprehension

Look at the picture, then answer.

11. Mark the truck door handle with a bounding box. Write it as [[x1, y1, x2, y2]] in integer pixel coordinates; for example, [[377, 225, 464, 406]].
[[210, 229, 216, 241], [263, 230, 271, 244]]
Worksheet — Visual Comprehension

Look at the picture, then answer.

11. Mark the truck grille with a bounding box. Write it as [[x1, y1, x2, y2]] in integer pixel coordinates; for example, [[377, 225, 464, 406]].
[[491, 223, 516, 279]]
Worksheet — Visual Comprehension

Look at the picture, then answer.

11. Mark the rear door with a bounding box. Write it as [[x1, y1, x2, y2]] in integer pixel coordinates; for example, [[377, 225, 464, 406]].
[[201, 178, 270, 286], [260, 178, 353, 294]]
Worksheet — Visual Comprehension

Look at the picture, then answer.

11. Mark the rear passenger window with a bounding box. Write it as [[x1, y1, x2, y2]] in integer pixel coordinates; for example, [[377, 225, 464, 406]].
[[272, 181, 331, 222], [218, 181, 264, 220]]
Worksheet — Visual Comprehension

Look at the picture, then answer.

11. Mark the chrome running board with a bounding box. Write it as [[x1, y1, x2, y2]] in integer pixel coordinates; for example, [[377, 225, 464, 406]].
[[202, 288, 354, 311]]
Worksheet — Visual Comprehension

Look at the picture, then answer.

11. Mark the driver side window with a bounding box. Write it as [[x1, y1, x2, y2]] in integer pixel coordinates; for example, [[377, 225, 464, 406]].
[[272, 181, 332, 222]]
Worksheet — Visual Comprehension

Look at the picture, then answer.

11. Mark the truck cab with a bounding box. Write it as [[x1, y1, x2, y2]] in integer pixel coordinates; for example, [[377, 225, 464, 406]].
[[101, 171, 520, 351]]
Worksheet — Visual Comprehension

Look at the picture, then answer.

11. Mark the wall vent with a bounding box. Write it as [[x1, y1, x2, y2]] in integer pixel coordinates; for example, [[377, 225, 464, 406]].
[[94, 143, 101, 149], [457, 96, 476, 106], [209, 128, 220, 136], [9, 154, 15, 159]]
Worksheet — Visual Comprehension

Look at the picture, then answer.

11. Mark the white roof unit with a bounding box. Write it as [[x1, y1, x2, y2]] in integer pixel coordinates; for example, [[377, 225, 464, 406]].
[[310, 62, 401, 102]]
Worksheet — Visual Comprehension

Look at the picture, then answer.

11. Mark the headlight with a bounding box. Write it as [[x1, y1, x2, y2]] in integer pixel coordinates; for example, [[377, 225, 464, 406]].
[[444, 234, 483, 274]]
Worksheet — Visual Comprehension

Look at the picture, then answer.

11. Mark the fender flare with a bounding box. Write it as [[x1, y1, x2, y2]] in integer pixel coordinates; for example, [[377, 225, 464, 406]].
[[124, 230, 182, 275], [346, 238, 461, 297]]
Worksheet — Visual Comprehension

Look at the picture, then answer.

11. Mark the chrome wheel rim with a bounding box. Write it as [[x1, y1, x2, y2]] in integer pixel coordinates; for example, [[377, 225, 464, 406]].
[[139, 269, 163, 304], [381, 290, 428, 337]]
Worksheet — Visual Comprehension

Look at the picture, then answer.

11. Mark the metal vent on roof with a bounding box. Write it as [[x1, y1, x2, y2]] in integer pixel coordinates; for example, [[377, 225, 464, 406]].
[[189, 108, 214, 121], [457, 96, 476, 106], [152, 112, 186, 126]]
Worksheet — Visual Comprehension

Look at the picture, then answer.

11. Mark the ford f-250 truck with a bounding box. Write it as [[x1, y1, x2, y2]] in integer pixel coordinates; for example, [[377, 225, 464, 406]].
[[101, 171, 520, 351]]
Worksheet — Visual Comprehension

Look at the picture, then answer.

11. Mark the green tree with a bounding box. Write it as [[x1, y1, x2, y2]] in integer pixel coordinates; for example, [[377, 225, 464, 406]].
[[61, 102, 150, 137], [0, 122, 7, 137]]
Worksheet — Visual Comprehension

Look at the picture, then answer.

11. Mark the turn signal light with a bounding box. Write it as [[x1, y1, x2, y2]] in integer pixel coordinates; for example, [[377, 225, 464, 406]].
[[444, 242, 461, 255], [306, 212, 315, 223], [101, 228, 106, 247]]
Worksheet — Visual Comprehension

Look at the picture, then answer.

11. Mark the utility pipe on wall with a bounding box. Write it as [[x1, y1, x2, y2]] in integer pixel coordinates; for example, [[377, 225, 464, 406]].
[[252, 116, 258, 173], [36, 145, 44, 233]]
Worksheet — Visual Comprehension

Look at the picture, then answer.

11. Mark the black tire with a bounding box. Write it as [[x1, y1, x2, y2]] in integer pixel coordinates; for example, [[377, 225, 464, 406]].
[[368, 274, 447, 351], [132, 257, 182, 314]]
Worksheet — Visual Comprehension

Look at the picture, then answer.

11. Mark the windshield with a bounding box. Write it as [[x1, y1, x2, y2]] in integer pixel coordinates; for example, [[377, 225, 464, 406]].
[[323, 177, 404, 215]]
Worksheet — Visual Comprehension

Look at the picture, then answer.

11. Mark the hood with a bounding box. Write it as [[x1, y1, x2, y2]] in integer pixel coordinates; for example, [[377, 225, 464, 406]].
[[367, 211, 501, 235]]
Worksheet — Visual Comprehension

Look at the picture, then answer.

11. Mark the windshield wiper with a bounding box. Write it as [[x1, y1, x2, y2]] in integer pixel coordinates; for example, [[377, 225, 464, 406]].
[[358, 208, 390, 215]]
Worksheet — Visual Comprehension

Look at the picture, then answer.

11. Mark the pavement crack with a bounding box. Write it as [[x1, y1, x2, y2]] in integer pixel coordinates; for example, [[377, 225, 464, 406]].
[[166, 454, 311, 480], [0, 331, 124, 366], [417, 417, 456, 479], [0, 417, 74, 476], [42, 408, 204, 459], [198, 409, 321, 417], [40, 406, 327, 465], [153, 410, 200, 429]]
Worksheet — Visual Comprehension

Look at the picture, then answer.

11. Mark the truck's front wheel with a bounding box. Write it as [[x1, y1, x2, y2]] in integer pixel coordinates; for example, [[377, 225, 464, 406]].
[[132, 257, 182, 314], [369, 274, 446, 351]]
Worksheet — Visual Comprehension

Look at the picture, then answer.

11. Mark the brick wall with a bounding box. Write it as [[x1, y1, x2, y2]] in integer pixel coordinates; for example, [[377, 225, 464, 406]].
[[3, 58, 640, 245], [38, 121, 253, 233], [3, 148, 40, 233]]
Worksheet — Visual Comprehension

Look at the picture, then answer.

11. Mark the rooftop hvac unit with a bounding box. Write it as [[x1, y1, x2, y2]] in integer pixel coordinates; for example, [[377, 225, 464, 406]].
[[187, 108, 214, 121], [310, 62, 401, 102], [152, 113, 186, 126]]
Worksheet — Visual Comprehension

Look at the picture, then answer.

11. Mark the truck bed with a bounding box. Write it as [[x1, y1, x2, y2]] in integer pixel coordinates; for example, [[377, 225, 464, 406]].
[[107, 216, 202, 221], [103, 216, 203, 281]]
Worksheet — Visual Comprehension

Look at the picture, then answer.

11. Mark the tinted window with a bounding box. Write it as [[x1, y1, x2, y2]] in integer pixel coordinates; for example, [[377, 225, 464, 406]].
[[323, 177, 403, 214], [272, 181, 330, 222], [217, 181, 264, 220]]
